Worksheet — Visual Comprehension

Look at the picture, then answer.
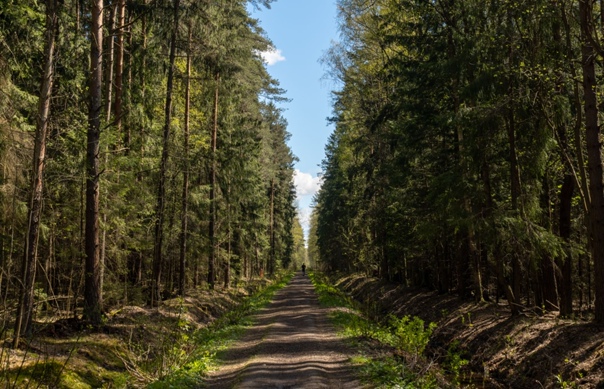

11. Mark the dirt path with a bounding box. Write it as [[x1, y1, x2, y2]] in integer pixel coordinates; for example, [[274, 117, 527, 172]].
[[201, 273, 363, 388]]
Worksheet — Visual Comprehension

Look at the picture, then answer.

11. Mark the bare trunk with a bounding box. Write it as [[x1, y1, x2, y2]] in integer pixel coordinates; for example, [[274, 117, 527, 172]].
[[580, 0, 604, 323], [83, 0, 104, 326], [152, 0, 180, 306], [208, 73, 219, 289], [104, 2, 116, 123], [179, 26, 192, 297], [99, 2, 116, 316], [225, 214, 231, 288], [506, 111, 522, 312], [558, 173, 574, 316], [540, 175, 559, 312], [115, 0, 126, 147], [13, 0, 58, 348], [269, 178, 275, 276]]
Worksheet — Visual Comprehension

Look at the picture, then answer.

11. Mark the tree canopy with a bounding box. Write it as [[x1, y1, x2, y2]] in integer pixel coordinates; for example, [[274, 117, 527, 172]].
[[312, 0, 604, 322], [0, 0, 300, 346]]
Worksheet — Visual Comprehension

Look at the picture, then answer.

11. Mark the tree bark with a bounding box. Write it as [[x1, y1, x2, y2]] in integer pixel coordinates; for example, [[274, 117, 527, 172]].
[[152, 0, 180, 306], [269, 178, 275, 276], [179, 25, 192, 297], [580, 0, 604, 323], [506, 111, 522, 313], [208, 73, 219, 289], [115, 0, 126, 148], [83, 0, 104, 326], [99, 0, 116, 317], [540, 175, 559, 312], [13, 0, 58, 348], [558, 173, 574, 316]]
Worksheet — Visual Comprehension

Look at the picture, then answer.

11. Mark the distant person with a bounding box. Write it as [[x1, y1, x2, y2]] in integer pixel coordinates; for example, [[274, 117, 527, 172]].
[[301, 263, 306, 275]]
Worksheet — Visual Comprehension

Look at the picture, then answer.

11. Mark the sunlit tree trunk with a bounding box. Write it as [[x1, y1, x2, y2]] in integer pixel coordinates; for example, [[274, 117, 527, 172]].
[[152, 0, 180, 306], [208, 73, 219, 289], [13, 0, 59, 348], [83, 0, 104, 326], [99, 0, 116, 313], [115, 0, 126, 147], [179, 25, 192, 297]]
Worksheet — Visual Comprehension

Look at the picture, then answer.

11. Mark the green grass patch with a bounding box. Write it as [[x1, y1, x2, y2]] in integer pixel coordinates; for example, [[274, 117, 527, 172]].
[[148, 271, 294, 388], [309, 271, 454, 388]]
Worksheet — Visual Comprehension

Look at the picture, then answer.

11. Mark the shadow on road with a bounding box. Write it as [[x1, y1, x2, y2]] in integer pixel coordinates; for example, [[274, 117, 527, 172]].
[[201, 273, 362, 389]]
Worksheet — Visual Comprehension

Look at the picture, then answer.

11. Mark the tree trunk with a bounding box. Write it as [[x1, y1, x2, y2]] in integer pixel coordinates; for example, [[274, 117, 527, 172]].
[[225, 213, 231, 288], [540, 174, 559, 312], [83, 0, 104, 326], [13, 0, 58, 348], [208, 73, 219, 289], [580, 0, 604, 323], [152, 0, 180, 306], [558, 173, 574, 316], [269, 178, 275, 276], [506, 111, 522, 312], [104, 2, 116, 123], [115, 0, 126, 147], [179, 25, 192, 297], [99, 1, 116, 317]]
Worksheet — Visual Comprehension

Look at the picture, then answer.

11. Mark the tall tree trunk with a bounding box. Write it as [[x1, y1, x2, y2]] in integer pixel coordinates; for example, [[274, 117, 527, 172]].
[[104, 2, 116, 122], [115, 0, 126, 148], [99, 0, 116, 316], [559, 3, 591, 214], [224, 194, 231, 289], [580, 0, 604, 323], [152, 0, 180, 306], [13, 0, 58, 348], [179, 25, 192, 297], [540, 174, 559, 312], [83, 0, 104, 326], [558, 173, 574, 316], [506, 111, 522, 313], [269, 178, 275, 276], [208, 73, 219, 289]]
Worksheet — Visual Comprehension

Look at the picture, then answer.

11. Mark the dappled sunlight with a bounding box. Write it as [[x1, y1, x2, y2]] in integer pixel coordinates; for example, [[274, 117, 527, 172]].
[[203, 273, 362, 388]]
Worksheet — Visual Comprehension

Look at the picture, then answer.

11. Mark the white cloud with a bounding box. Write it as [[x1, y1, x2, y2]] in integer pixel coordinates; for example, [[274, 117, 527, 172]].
[[293, 170, 322, 198], [297, 207, 312, 244], [293, 170, 322, 242], [259, 47, 285, 66]]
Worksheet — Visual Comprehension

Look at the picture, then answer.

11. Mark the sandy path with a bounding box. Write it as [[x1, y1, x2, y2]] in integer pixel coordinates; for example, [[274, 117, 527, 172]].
[[201, 273, 363, 388]]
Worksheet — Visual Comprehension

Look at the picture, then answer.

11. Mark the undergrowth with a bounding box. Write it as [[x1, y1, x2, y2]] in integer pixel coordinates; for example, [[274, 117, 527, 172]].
[[310, 271, 460, 388], [146, 271, 294, 388]]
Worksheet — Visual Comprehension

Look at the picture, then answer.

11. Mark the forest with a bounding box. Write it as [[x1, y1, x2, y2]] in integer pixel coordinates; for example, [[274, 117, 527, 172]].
[[0, 0, 306, 351], [3, 0, 604, 386], [311, 0, 604, 323]]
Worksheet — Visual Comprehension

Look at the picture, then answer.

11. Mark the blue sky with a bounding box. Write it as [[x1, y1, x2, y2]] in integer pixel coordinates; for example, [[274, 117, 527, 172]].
[[251, 0, 339, 236]]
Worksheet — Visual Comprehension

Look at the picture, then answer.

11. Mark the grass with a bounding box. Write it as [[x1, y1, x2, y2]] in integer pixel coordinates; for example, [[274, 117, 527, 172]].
[[147, 271, 294, 388], [309, 271, 456, 389], [0, 273, 293, 389]]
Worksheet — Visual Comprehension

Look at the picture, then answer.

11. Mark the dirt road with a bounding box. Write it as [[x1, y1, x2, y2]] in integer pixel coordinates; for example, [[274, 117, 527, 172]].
[[201, 273, 363, 388]]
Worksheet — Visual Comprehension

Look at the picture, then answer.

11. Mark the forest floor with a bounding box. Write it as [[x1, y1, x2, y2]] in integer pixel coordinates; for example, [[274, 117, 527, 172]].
[[201, 273, 362, 388], [335, 274, 604, 389], [3, 273, 603, 388], [0, 278, 275, 388]]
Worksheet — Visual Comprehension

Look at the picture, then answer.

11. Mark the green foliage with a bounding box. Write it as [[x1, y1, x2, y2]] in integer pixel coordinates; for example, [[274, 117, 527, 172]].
[[310, 271, 447, 388], [351, 355, 437, 389], [315, 0, 592, 319], [444, 340, 469, 386], [389, 316, 436, 356], [148, 272, 293, 388], [0, 0, 299, 335]]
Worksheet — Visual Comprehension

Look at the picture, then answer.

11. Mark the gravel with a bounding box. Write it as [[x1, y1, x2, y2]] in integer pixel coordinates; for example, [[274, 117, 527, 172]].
[[201, 273, 364, 388]]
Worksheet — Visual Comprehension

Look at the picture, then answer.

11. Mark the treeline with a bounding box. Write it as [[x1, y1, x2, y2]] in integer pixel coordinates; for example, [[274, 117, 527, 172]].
[[312, 0, 604, 322], [0, 0, 301, 347]]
